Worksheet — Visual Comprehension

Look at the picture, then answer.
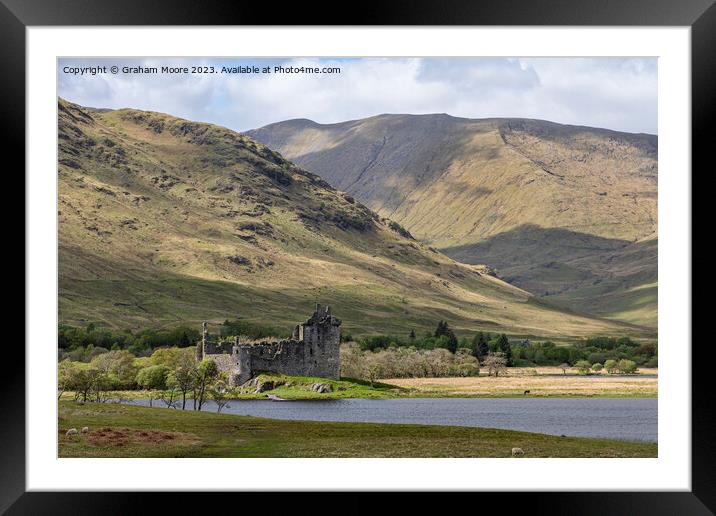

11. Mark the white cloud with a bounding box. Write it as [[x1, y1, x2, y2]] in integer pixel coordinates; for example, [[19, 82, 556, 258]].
[[58, 57, 657, 134]]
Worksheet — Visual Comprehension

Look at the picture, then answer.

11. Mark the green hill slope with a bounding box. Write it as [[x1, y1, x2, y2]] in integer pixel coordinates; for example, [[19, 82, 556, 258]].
[[58, 99, 652, 340], [246, 115, 658, 327]]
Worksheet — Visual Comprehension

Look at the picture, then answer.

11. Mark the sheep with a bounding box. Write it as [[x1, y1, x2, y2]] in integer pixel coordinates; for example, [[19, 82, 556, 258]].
[[66, 428, 78, 437], [511, 447, 525, 456], [81, 426, 89, 434]]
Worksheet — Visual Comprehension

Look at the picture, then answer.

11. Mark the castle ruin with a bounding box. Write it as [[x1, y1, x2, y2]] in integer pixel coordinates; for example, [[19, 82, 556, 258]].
[[195, 304, 341, 386]]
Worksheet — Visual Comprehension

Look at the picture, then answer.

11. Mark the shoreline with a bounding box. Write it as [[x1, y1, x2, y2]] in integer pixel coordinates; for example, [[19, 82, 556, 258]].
[[60, 369, 657, 401]]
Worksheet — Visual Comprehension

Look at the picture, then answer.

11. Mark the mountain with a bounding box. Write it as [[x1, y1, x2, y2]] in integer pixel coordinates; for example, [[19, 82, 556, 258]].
[[246, 114, 658, 327], [57, 99, 650, 340]]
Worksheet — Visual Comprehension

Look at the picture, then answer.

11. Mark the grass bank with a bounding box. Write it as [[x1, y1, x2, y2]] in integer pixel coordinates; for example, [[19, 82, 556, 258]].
[[385, 369, 658, 398], [58, 401, 657, 458], [61, 369, 657, 401]]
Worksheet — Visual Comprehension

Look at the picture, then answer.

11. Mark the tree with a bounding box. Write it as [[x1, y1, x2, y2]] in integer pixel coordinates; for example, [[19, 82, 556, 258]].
[[591, 363, 603, 373], [170, 355, 196, 410], [339, 343, 364, 379], [587, 352, 607, 365], [574, 360, 592, 375], [192, 359, 219, 411], [604, 359, 618, 374], [150, 347, 192, 369], [90, 350, 139, 389], [159, 376, 180, 409], [90, 367, 114, 403], [136, 365, 170, 391], [637, 343, 656, 357], [65, 366, 106, 403], [445, 330, 458, 354], [434, 321, 458, 353], [434, 321, 448, 338], [455, 348, 480, 377], [496, 334, 513, 366], [617, 359, 638, 374], [363, 352, 386, 387], [484, 352, 508, 377], [209, 379, 232, 413], [58, 360, 79, 400], [472, 332, 489, 360]]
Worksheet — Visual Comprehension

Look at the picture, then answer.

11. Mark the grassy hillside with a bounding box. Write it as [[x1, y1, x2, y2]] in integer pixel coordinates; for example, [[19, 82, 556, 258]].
[[445, 227, 657, 326], [247, 115, 657, 327], [58, 99, 651, 340]]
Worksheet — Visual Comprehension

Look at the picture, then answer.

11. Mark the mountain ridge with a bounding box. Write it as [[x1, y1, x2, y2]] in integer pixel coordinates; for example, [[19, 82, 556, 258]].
[[57, 99, 652, 340], [256, 113, 657, 138], [246, 114, 658, 327]]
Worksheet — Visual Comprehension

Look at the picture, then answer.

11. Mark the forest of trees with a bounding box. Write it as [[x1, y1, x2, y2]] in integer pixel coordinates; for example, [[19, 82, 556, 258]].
[[354, 323, 657, 368], [58, 346, 232, 412], [57, 318, 655, 404], [57, 319, 285, 362]]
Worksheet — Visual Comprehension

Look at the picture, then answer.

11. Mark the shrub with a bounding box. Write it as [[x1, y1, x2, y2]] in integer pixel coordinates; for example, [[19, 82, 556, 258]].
[[574, 360, 592, 375], [483, 353, 508, 377], [604, 359, 618, 374], [150, 347, 193, 369], [587, 352, 606, 365], [617, 359, 638, 374], [340, 344, 481, 380], [591, 363, 603, 373], [91, 350, 139, 389]]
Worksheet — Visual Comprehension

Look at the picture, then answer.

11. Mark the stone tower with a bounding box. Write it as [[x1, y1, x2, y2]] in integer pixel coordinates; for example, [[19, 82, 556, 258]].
[[292, 304, 342, 379]]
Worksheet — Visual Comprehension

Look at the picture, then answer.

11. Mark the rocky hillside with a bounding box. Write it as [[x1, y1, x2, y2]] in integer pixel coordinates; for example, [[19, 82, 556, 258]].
[[57, 100, 650, 339], [247, 115, 658, 327]]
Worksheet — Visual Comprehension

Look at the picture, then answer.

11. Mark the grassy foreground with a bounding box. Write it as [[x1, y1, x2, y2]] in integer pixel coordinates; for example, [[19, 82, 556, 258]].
[[58, 401, 657, 458]]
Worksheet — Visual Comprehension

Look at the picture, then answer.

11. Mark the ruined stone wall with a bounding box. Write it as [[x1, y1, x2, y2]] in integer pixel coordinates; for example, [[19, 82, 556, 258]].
[[247, 340, 310, 378], [199, 305, 341, 386], [202, 341, 233, 355], [209, 353, 242, 384]]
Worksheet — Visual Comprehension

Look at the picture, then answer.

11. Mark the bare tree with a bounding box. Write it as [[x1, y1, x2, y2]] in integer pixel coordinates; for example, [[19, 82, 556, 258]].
[[363, 352, 386, 387], [159, 382, 180, 409], [483, 352, 508, 377]]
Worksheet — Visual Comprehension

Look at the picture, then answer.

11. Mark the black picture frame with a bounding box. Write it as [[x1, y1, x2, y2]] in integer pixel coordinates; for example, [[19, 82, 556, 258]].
[[5, 0, 712, 512]]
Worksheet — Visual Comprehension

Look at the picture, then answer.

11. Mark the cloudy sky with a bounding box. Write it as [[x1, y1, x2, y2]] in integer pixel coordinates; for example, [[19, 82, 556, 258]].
[[58, 57, 657, 134]]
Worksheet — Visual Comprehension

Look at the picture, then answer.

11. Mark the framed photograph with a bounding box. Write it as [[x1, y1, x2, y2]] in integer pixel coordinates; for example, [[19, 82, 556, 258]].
[[7, 0, 712, 511]]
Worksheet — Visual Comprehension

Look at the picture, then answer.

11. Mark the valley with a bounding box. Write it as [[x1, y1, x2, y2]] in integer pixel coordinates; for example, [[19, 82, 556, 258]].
[[247, 115, 658, 327]]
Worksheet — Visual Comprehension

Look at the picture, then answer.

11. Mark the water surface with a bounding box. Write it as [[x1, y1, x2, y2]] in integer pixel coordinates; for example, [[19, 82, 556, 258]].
[[133, 397, 657, 442]]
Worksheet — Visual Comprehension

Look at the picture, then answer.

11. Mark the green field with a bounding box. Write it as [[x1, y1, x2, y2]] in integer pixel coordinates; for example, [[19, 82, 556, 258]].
[[61, 374, 403, 401], [58, 401, 657, 458]]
